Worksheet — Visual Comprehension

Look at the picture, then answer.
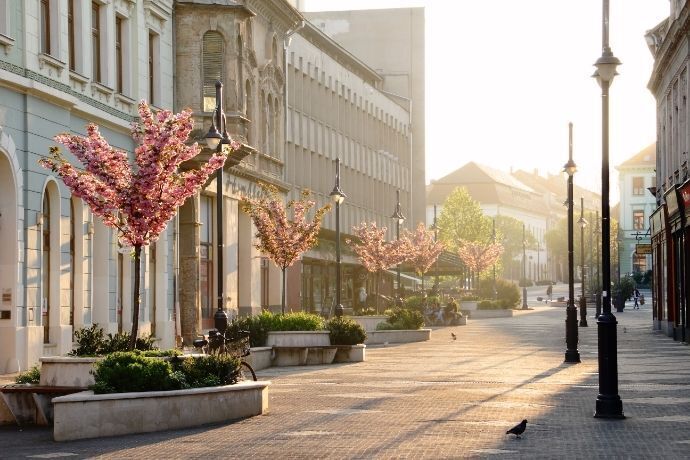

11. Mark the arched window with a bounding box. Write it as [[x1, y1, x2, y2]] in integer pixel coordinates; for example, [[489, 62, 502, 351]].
[[202, 31, 224, 112], [237, 34, 244, 110], [267, 96, 274, 155], [41, 192, 51, 344], [260, 89, 267, 153], [272, 36, 279, 67], [273, 95, 280, 158]]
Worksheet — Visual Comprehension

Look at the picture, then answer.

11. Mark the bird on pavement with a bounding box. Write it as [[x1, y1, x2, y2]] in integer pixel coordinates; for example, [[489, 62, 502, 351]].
[[506, 419, 527, 439], [451, 333, 457, 340]]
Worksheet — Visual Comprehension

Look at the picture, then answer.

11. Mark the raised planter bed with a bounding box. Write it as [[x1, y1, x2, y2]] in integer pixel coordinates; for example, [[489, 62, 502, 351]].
[[52, 380, 270, 441], [365, 329, 431, 345], [460, 301, 478, 311], [333, 344, 366, 363], [245, 347, 272, 371], [350, 316, 388, 332], [270, 346, 337, 366], [266, 331, 331, 347], [40, 357, 100, 388]]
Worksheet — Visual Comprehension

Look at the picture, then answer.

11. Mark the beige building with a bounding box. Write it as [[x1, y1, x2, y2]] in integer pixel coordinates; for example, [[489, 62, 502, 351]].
[[301, 7, 426, 228], [284, 20, 413, 313]]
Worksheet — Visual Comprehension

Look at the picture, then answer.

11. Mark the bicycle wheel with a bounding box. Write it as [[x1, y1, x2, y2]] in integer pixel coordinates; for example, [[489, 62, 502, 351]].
[[239, 361, 257, 381]]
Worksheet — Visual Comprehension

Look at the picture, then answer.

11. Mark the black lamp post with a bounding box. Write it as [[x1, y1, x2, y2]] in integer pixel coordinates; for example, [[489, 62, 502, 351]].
[[330, 158, 346, 317], [433, 204, 439, 291], [493, 218, 497, 300], [564, 122, 580, 364], [521, 223, 528, 309], [593, 0, 624, 418], [204, 80, 232, 333], [595, 210, 602, 318], [391, 190, 405, 305], [578, 197, 588, 327]]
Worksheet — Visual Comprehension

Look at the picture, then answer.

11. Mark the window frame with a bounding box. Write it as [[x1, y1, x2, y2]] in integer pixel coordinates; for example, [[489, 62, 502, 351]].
[[632, 209, 645, 231], [91, 1, 101, 82], [632, 176, 645, 196]]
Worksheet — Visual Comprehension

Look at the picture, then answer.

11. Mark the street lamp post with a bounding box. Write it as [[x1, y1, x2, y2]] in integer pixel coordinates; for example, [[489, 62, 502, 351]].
[[564, 122, 580, 364], [578, 197, 588, 327], [204, 80, 232, 333], [330, 158, 347, 317], [391, 190, 406, 305], [521, 223, 528, 309], [493, 218, 497, 301], [595, 210, 602, 318], [433, 204, 439, 291], [593, 0, 624, 418]]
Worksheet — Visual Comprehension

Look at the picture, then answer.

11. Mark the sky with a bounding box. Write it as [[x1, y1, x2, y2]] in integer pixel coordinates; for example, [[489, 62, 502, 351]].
[[301, 0, 669, 203]]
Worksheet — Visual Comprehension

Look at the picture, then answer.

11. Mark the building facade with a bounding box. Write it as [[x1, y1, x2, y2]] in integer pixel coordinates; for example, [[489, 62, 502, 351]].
[[615, 143, 656, 277], [284, 20, 413, 314], [647, 1, 690, 339], [0, 0, 177, 373]]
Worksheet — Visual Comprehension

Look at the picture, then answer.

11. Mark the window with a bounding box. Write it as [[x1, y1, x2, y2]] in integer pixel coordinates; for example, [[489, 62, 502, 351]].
[[632, 176, 644, 195], [200, 196, 213, 322], [202, 31, 224, 112], [91, 2, 101, 82], [0, 0, 9, 37], [633, 210, 645, 230], [40, 0, 51, 54], [115, 16, 123, 93], [68, 0, 75, 70], [148, 31, 159, 105]]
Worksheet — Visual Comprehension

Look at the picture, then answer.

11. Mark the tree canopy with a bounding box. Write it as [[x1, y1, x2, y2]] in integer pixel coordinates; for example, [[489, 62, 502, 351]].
[[437, 187, 492, 251]]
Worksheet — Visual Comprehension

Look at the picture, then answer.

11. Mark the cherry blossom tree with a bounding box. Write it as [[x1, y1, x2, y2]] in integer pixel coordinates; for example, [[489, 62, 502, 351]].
[[240, 184, 331, 314], [402, 223, 445, 291], [40, 101, 234, 348], [347, 222, 411, 313], [456, 240, 504, 283]]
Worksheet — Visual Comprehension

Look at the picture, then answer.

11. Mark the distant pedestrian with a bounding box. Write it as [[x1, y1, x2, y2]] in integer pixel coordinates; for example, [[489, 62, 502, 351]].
[[358, 286, 367, 308], [546, 284, 553, 303], [633, 288, 640, 310]]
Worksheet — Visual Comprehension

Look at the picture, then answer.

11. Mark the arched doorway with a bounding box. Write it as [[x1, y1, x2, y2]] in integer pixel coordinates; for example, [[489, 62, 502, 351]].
[[41, 181, 60, 347], [0, 145, 19, 373]]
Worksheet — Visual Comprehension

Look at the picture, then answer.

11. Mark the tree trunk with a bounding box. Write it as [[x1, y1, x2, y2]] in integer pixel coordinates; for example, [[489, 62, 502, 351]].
[[375, 272, 380, 314], [129, 244, 142, 350], [281, 266, 286, 314]]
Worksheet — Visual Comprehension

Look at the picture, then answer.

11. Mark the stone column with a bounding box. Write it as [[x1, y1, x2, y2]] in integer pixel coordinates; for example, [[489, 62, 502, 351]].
[[178, 196, 201, 345]]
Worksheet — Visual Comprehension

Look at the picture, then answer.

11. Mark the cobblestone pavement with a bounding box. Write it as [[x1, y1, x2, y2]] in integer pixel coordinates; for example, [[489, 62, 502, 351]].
[[3, 300, 690, 459]]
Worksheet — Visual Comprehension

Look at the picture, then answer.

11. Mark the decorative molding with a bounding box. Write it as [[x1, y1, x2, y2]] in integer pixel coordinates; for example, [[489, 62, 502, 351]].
[[114, 0, 136, 16], [37, 53, 66, 78], [144, 0, 173, 32], [90, 82, 114, 103], [69, 71, 89, 92], [0, 33, 14, 55]]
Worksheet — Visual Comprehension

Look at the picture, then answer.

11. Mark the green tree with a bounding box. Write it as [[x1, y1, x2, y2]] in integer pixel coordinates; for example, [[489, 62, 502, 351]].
[[494, 216, 536, 278], [437, 187, 492, 252]]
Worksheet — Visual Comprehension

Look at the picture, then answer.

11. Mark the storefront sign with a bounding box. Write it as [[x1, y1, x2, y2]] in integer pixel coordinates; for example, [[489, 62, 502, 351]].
[[665, 185, 680, 217], [650, 207, 664, 236], [635, 243, 652, 255], [680, 180, 690, 225]]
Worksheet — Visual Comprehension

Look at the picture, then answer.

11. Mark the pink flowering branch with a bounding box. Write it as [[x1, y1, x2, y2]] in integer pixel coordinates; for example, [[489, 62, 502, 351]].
[[39, 100, 236, 347], [456, 239, 504, 274], [241, 184, 331, 313], [402, 223, 445, 288]]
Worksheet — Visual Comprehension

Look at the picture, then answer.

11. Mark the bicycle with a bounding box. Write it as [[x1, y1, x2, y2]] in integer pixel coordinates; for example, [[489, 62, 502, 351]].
[[193, 328, 257, 381]]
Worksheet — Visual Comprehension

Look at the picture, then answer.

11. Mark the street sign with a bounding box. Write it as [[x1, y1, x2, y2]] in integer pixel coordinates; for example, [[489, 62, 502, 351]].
[[636, 243, 652, 255]]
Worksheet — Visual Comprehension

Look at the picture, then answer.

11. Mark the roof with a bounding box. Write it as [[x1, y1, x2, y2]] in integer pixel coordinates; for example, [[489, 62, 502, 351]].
[[616, 143, 656, 169], [435, 162, 535, 193]]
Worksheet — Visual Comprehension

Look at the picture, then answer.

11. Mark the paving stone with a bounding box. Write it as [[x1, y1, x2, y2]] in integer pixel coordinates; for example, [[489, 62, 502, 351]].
[[2, 302, 690, 458]]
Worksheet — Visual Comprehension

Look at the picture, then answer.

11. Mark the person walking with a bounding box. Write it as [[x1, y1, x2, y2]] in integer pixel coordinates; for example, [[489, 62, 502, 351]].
[[546, 284, 553, 303], [633, 288, 640, 310]]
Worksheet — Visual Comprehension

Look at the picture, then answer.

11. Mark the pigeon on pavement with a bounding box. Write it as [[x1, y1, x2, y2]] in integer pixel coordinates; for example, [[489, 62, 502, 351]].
[[451, 333, 457, 340], [506, 419, 527, 439]]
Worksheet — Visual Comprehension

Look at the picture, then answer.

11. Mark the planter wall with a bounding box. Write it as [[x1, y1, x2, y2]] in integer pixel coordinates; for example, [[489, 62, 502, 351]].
[[245, 347, 272, 371], [333, 345, 366, 363], [39, 357, 100, 388], [350, 316, 388, 332], [460, 301, 478, 311], [52, 381, 270, 441], [266, 331, 331, 347], [365, 329, 431, 345]]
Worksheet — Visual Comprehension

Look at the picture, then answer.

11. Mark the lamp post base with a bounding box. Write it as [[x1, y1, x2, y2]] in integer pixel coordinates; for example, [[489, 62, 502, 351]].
[[579, 297, 588, 327], [565, 304, 580, 363], [335, 304, 344, 318], [522, 287, 528, 309], [594, 312, 624, 418]]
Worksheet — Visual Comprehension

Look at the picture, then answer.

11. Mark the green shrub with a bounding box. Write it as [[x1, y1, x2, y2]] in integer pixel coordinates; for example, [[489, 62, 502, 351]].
[[460, 294, 480, 301], [174, 355, 241, 388], [91, 352, 178, 394], [535, 279, 555, 286], [477, 299, 514, 310], [403, 295, 440, 313], [69, 324, 106, 356], [227, 311, 274, 347], [518, 278, 534, 287], [327, 317, 366, 345], [91, 352, 240, 394], [269, 311, 324, 332], [477, 279, 520, 307], [15, 365, 41, 384], [378, 307, 424, 330], [70, 324, 158, 356], [353, 306, 378, 316]]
